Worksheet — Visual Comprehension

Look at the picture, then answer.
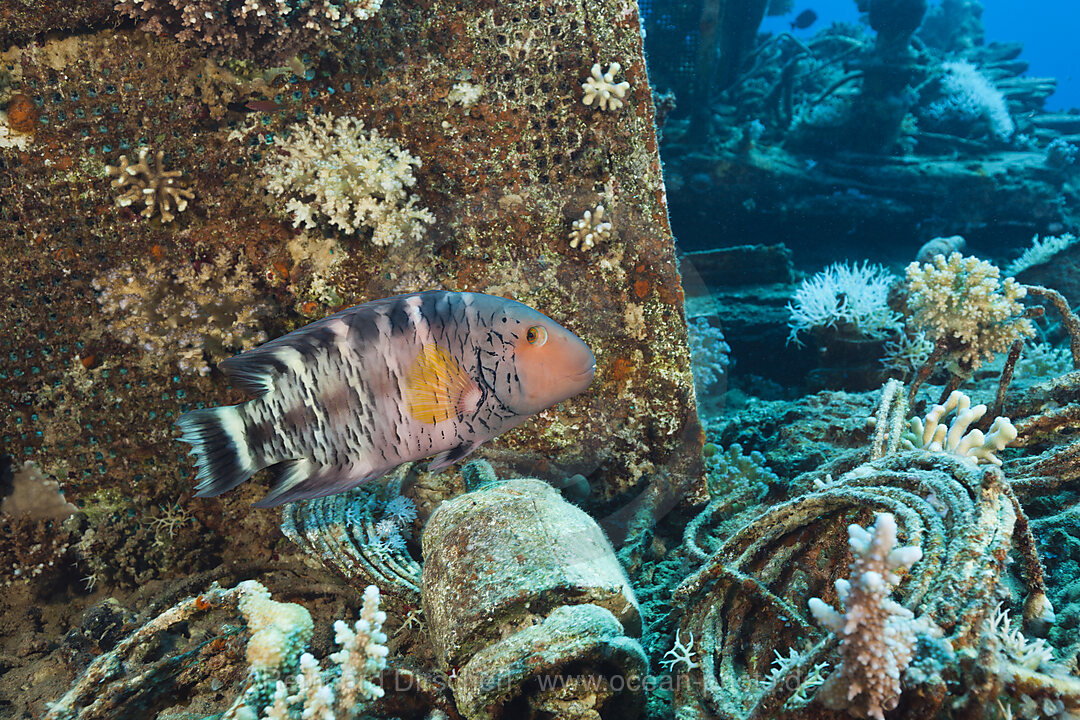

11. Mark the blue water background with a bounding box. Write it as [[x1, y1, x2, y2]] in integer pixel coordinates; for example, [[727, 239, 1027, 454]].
[[762, 0, 1079, 111]]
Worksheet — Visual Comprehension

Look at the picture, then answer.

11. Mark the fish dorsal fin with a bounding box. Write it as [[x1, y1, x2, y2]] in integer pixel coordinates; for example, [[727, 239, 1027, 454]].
[[406, 344, 481, 424]]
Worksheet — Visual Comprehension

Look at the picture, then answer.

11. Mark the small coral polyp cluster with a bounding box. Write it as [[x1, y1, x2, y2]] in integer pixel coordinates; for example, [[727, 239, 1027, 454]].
[[92, 249, 271, 375], [581, 62, 631, 111], [105, 147, 194, 224], [568, 204, 612, 251], [115, 0, 383, 62], [262, 115, 434, 247]]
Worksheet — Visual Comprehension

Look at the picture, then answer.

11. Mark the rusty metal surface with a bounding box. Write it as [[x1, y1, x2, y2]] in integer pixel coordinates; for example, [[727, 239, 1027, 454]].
[[0, 0, 702, 565]]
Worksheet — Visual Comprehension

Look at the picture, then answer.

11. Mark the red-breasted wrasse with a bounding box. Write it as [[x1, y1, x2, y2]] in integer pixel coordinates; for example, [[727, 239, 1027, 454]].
[[176, 291, 595, 507]]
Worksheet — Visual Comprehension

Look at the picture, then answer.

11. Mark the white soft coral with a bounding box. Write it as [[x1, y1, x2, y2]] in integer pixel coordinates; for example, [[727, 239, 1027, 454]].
[[786, 261, 901, 345], [263, 115, 434, 245], [925, 61, 1014, 140]]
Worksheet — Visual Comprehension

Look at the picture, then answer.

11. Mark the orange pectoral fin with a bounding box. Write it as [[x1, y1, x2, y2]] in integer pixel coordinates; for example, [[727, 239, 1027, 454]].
[[405, 344, 481, 424]]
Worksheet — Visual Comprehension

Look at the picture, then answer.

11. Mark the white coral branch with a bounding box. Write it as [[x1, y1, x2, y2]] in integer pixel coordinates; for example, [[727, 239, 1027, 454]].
[[569, 204, 612, 251], [809, 513, 930, 720], [902, 390, 1017, 466], [106, 147, 194, 223], [582, 62, 630, 111]]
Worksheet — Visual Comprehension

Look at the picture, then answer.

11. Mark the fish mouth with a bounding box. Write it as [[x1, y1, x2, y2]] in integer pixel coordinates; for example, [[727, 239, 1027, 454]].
[[570, 364, 596, 383]]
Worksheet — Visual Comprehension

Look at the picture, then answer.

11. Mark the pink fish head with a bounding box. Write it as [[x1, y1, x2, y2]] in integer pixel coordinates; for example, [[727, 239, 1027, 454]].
[[500, 301, 595, 416]]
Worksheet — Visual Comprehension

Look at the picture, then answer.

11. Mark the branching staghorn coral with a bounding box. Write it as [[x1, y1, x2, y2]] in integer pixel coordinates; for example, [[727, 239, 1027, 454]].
[[45, 580, 389, 720], [115, 0, 383, 63], [105, 147, 194, 223], [808, 513, 933, 720], [92, 248, 271, 375], [676, 379, 1070, 720], [262, 115, 434, 247], [991, 605, 1056, 673], [871, 382, 1019, 473]]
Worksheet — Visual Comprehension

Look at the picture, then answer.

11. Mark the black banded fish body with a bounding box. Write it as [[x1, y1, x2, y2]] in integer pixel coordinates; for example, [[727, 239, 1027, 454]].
[[176, 291, 595, 507]]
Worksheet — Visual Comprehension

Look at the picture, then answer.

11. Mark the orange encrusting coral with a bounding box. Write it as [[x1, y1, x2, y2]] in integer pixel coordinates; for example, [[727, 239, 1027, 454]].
[[610, 355, 634, 383], [5, 93, 38, 134], [271, 260, 291, 282]]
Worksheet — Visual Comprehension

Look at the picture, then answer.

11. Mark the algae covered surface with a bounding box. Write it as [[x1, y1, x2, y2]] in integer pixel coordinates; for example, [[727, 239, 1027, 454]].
[[0, 0, 700, 715]]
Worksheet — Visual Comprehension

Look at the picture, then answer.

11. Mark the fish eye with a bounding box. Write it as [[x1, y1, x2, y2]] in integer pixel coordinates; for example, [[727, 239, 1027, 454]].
[[526, 326, 548, 346]]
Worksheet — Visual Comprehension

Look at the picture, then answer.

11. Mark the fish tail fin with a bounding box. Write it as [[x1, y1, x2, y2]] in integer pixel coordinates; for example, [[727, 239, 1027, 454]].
[[175, 405, 261, 498]]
